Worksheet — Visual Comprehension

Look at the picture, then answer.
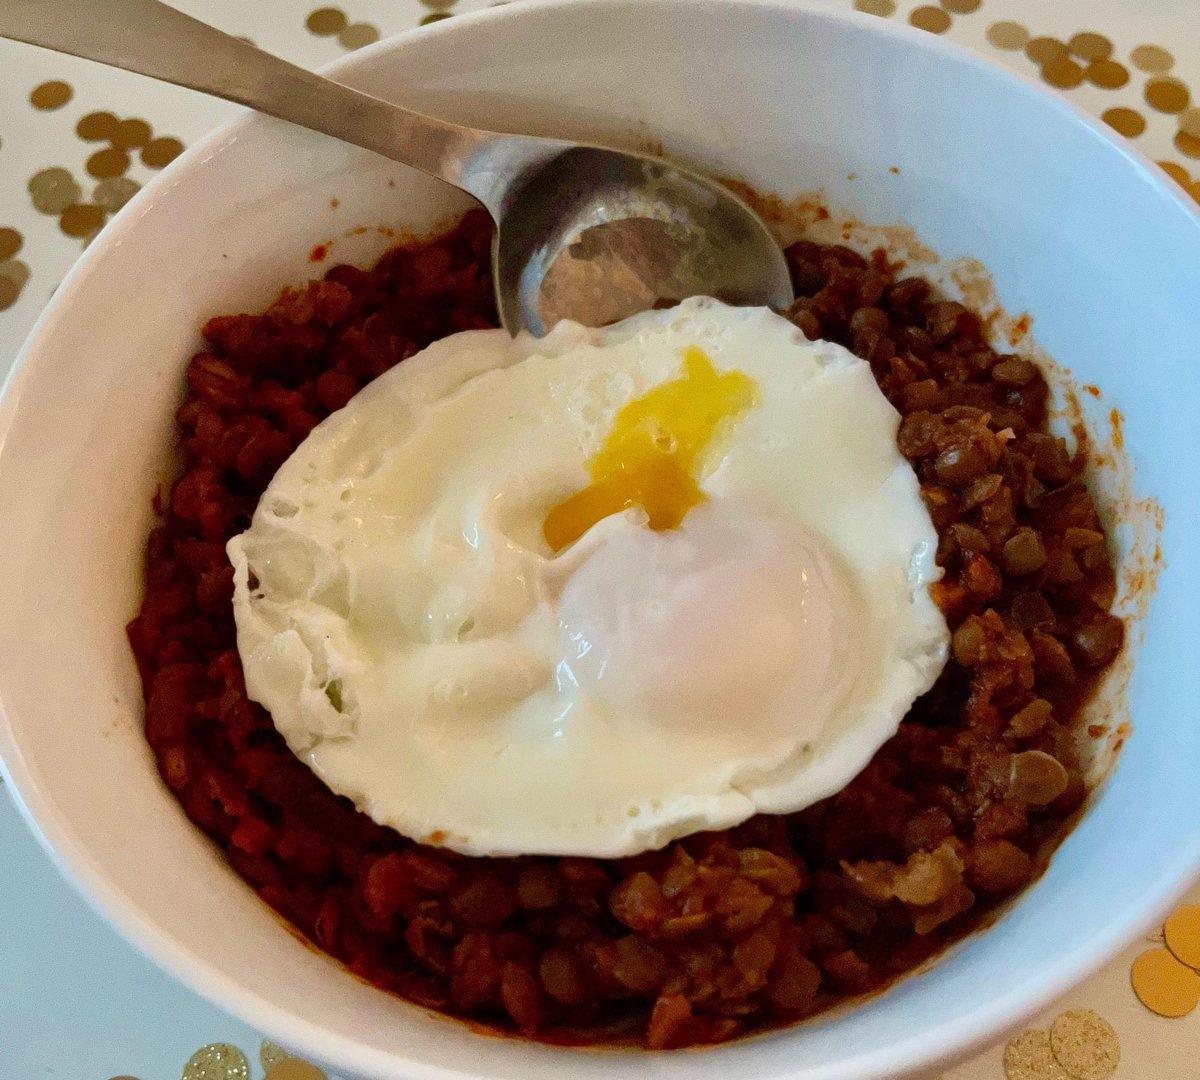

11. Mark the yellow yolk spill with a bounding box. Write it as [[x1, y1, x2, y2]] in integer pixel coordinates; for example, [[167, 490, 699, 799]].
[[544, 345, 758, 551]]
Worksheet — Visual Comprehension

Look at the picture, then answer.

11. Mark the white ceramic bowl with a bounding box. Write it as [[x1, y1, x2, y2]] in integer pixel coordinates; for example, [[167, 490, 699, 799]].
[[2, 2, 1199, 1077]]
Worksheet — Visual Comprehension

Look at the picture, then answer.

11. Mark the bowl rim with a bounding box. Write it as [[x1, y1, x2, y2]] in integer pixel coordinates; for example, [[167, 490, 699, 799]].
[[1, 1, 1199, 1078]]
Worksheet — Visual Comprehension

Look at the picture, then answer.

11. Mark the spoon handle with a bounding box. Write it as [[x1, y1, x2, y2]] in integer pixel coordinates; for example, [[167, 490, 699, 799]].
[[1, 0, 509, 204]]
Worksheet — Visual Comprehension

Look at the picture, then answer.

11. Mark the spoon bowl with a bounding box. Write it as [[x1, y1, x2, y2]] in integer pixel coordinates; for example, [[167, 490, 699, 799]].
[[492, 146, 794, 335]]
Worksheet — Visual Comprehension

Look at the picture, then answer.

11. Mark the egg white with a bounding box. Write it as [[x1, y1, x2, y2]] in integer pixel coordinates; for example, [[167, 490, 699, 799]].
[[228, 298, 949, 857]]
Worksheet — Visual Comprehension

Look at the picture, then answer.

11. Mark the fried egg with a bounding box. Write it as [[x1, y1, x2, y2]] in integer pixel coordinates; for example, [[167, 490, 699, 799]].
[[228, 297, 948, 857]]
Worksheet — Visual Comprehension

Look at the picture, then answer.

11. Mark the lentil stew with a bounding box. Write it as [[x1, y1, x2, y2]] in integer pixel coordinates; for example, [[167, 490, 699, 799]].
[[127, 208, 1123, 1049]]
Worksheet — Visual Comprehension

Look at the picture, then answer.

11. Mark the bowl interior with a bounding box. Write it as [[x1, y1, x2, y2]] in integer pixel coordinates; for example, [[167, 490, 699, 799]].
[[1, 2, 1199, 1079]]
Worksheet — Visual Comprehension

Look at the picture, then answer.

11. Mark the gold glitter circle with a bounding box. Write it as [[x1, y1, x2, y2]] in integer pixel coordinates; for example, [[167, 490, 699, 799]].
[[1131, 44, 1175, 73], [1026, 38, 1069, 66], [1102, 107, 1146, 137], [1147, 77, 1190, 114], [1068, 33, 1113, 62], [1176, 131, 1200, 158], [30, 80, 73, 110], [940, 0, 979, 11], [1048, 1010, 1120, 1080], [111, 118, 152, 149], [59, 203, 104, 238], [1043, 57, 1085, 90], [28, 167, 82, 214], [86, 147, 130, 179], [76, 111, 118, 141], [181, 1043, 251, 1080], [1133, 947, 1200, 1016], [1003, 1029, 1071, 1080], [142, 137, 185, 168], [1178, 110, 1200, 140], [419, 11, 453, 24], [1165, 904, 1200, 969], [338, 22, 380, 49], [987, 21, 1030, 50], [854, 0, 896, 14], [306, 7, 347, 34], [420, 0, 458, 7], [909, 6, 951, 33], [0, 228, 22, 261], [1087, 60, 1129, 89], [94, 177, 141, 212], [260, 1043, 291, 1073], [264, 1061, 327, 1080]]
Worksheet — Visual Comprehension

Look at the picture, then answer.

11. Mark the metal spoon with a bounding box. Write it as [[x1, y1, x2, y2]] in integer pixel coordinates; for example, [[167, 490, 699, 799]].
[[3, 0, 793, 337]]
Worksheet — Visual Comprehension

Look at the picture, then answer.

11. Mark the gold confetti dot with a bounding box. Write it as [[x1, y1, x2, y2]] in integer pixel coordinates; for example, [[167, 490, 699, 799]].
[[1026, 38, 1069, 66], [1068, 33, 1112, 62], [1087, 60, 1129, 89], [1165, 159, 1196, 182], [0, 259, 31, 312], [93, 177, 140, 212], [28, 167, 82, 214], [1133, 947, 1200, 1017], [1188, 181, 1200, 205], [1165, 904, 1200, 969], [181, 1043, 251, 1080], [1043, 58, 1085, 90], [0, 258, 31, 288], [59, 203, 105, 238], [76, 111, 118, 141], [1147, 77, 1190, 113], [1176, 131, 1200, 158], [86, 147, 130, 179], [106, 1076, 141, 1080], [987, 22, 1030, 51], [0, 228, 22, 261], [142, 137, 185, 168], [338, 22, 380, 49], [0, 278, 19, 312], [1131, 44, 1174, 73], [420, 0, 458, 7], [112, 118, 152, 149], [264, 1060, 327, 1080], [1177, 110, 1200, 141], [854, 0, 896, 14], [940, 0, 979, 11], [306, 7, 347, 34], [1048, 1010, 1120, 1080], [30, 80, 73, 110], [1102, 107, 1146, 137], [909, 6, 951, 33], [1160, 161, 1192, 185], [0, 277, 20, 313], [419, 11, 453, 24], [1003, 1029, 1072, 1080]]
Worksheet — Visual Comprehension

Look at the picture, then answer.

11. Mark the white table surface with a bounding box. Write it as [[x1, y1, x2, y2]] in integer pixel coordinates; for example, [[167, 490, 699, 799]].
[[1, 2, 1197, 1078]]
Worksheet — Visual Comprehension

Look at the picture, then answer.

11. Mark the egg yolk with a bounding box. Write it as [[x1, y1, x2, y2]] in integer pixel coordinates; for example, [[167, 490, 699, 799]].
[[544, 346, 758, 551]]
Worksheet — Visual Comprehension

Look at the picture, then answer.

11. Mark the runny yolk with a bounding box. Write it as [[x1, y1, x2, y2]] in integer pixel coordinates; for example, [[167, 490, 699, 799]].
[[544, 345, 759, 551]]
